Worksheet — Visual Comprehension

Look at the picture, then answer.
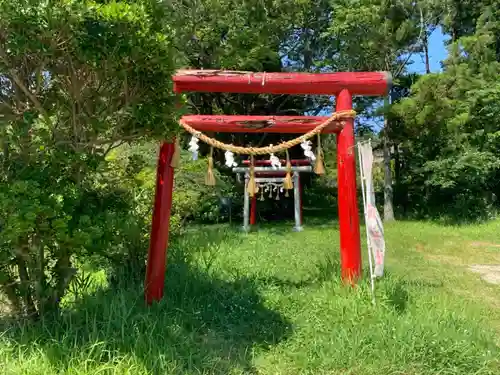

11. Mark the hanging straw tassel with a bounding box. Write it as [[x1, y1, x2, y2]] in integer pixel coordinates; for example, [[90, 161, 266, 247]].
[[247, 155, 258, 197], [170, 137, 182, 168], [314, 133, 326, 175], [205, 146, 216, 186], [283, 149, 293, 190]]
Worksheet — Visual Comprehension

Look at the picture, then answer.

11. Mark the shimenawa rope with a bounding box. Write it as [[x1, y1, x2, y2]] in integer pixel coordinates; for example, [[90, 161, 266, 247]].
[[176, 109, 356, 192], [178, 109, 356, 155]]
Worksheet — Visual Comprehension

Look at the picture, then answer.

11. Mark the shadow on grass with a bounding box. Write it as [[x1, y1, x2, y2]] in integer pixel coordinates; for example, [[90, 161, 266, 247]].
[[385, 282, 410, 314], [373, 270, 445, 315], [1, 256, 293, 374], [251, 254, 342, 291], [249, 209, 340, 234]]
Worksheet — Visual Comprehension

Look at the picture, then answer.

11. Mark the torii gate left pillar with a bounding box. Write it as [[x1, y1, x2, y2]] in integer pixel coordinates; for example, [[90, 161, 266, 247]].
[[144, 70, 390, 304]]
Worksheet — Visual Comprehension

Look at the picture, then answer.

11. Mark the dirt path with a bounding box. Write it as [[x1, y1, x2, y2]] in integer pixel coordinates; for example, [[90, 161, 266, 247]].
[[467, 242, 500, 285], [468, 265, 500, 285]]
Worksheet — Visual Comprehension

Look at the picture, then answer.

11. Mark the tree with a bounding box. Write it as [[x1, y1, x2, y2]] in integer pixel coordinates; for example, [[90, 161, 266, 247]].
[[391, 12, 500, 219], [0, 0, 177, 317]]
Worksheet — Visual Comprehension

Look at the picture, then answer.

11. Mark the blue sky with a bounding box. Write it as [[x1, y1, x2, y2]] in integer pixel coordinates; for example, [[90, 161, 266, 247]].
[[308, 28, 450, 125], [407, 26, 449, 74], [355, 27, 450, 130]]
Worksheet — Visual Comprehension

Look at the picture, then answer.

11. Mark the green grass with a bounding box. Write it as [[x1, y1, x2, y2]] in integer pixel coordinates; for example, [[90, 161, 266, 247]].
[[1, 219, 500, 374]]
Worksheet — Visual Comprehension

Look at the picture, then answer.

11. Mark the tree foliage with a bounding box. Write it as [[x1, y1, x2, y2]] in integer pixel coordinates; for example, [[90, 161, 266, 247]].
[[0, 0, 177, 317], [392, 10, 500, 219]]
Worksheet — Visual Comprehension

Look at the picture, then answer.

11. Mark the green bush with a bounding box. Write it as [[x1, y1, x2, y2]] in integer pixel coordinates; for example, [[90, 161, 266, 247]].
[[0, 0, 177, 318]]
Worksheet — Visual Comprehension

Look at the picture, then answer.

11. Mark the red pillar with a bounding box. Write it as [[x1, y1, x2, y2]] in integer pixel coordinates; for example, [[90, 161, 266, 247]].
[[250, 194, 257, 226], [336, 89, 362, 283], [145, 142, 176, 304]]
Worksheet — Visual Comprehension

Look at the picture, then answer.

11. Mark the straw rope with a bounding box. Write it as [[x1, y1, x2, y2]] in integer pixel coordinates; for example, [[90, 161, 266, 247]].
[[178, 109, 356, 155]]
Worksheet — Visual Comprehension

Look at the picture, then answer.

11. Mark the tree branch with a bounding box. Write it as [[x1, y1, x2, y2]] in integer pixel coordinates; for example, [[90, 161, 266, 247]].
[[55, 133, 149, 149], [0, 47, 49, 121]]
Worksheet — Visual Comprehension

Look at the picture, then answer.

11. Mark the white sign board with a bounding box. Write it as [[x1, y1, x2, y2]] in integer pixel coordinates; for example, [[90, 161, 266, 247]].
[[358, 140, 385, 278]]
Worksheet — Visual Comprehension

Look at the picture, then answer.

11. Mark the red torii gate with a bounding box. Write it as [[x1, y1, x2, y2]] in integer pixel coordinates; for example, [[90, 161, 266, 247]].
[[145, 70, 391, 304]]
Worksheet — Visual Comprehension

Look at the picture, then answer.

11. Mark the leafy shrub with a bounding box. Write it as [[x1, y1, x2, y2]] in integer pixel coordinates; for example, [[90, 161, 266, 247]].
[[0, 0, 176, 318]]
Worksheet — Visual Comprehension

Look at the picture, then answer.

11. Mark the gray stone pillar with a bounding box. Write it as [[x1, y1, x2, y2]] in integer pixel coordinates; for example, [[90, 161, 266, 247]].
[[242, 173, 250, 232], [293, 171, 303, 232]]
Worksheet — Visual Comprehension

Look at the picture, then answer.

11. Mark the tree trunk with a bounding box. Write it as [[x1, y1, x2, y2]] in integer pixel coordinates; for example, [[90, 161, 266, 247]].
[[423, 31, 431, 74], [383, 118, 395, 222], [394, 143, 400, 185], [15, 252, 39, 319], [0, 272, 22, 315], [393, 142, 400, 211], [51, 252, 76, 312]]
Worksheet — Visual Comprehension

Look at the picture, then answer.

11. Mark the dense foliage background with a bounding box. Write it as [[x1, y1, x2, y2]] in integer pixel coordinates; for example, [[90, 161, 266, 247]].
[[1, 0, 499, 317]]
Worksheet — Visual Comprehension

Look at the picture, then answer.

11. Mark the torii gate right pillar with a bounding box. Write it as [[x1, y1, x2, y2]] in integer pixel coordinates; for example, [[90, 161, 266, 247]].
[[336, 89, 361, 282]]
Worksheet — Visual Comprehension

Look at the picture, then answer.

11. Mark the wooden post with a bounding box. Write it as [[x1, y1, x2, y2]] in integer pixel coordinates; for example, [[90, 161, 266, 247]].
[[336, 90, 362, 283], [145, 142, 176, 304], [250, 194, 257, 226]]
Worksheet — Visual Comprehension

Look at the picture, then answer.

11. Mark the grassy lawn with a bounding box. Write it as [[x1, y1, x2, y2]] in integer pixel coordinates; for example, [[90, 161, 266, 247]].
[[1, 219, 500, 374]]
